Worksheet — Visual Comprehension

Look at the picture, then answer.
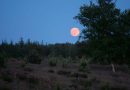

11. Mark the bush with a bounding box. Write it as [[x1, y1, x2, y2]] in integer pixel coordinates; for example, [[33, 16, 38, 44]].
[[2, 75, 13, 83], [17, 72, 28, 80], [100, 82, 128, 90], [79, 60, 87, 72], [0, 53, 6, 68], [83, 80, 92, 90], [70, 72, 87, 78], [27, 75, 39, 84], [27, 49, 42, 64], [48, 57, 57, 67], [55, 84, 61, 90], [0, 85, 11, 90], [24, 67, 33, 72], [57, 70, 71, 76], [1, 71, 13, 83], [62, 59, 68, 68]]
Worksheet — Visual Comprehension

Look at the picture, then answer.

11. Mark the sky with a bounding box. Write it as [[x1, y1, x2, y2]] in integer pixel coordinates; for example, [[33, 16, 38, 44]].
[[0, 0, 130, 44]]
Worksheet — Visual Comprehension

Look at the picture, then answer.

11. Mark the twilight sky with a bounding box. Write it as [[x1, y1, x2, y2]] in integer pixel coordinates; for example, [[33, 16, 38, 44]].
[[0, 0, 130, 44]]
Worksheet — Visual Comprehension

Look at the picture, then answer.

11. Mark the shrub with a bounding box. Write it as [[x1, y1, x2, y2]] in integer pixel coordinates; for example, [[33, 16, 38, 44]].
[[54, 83, 61, 90], [1, 72, 13, 83], [70, 72, 79, 78], [48, 69, 55, 73], [79, 61, 87, 72], [79, 58, 90, 72], [100, 81, 128, 90], [57, 70, 71, 76], [0, 53, 6, 68], [62, 59, 68, 68], [83, 80, 92, 90], [17, 72, 28, 80], [27, 49, 42, 64], [27, 75, 39, 84], [24, 67, 33, 72], [70, 72, 87, 78], [49, 60, 57, 67], [48, 57, 57, 67], [0, 85, 11, 90]]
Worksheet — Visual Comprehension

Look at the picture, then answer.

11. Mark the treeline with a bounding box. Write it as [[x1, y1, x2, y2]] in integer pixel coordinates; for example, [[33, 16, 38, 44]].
[[0, 38, 80, 60]]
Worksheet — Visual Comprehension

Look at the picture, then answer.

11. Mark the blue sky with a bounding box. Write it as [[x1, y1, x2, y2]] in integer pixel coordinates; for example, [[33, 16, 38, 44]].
[[0, 0, 130, 44]]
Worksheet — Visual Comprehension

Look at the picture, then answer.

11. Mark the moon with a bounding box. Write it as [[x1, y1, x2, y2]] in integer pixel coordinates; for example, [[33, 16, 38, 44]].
[[70, 27, 80, 37]]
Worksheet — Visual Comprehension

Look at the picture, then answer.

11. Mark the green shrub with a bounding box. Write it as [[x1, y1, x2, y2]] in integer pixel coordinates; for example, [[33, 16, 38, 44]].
[[79, 61, 87, 72], [56, 84, 61, 90], [70, 72, 87, 78], [0, 85, 11, 90], [27, 49, 42, 64], [49, 58, 57, 67], [1, 72, 13, 83], [0, 53, 6, 68], [62, 59, 68, 68], [54, 83, 61, 90], [57, 70, 71, 76], [79, 58, 90, 72], [83, 80, 92, 90], [49, 60, 57, 67]]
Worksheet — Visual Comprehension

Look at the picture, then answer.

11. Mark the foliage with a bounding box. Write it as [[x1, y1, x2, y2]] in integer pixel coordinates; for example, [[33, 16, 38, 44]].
[[75, 0, 130, 64], [1, 71, 13, 82], [100, 82, 127, 90], [48, 57, 57, 67], [27, 49, 42, 64], [0, 52, 7, 68], [62, 58, 69, 68], [0, 39, 80, 62], [79, 57, 89, 72]]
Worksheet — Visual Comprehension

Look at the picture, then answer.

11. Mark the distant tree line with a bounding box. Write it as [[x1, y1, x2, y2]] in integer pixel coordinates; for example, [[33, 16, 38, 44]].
[[0, 38, 80, 60]]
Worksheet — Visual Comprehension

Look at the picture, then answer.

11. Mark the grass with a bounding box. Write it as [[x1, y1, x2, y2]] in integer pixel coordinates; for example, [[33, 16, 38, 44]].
[[100, 83, 128, 90], [0, 85, 11, 90]]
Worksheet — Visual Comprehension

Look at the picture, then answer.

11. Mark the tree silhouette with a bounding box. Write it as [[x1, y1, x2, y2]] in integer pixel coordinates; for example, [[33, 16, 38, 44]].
[[75, 0, 130, 64]]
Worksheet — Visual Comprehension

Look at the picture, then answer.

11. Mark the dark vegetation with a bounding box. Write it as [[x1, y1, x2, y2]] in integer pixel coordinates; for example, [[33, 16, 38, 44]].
[[75, 0, 130, 65], [0, 38, 79, 66], [0, 0, 130, 90]]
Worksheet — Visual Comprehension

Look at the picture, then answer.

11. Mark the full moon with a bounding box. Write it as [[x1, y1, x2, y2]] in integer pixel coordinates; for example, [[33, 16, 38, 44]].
[[70, 27, 80, 37]]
